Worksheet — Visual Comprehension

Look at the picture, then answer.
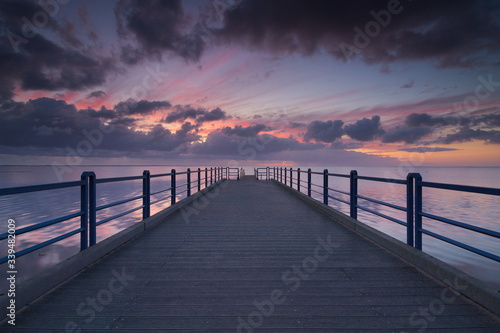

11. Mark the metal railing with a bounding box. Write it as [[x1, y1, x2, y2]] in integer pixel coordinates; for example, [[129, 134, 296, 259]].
[[0, 167, 236, 264], [259, 167, 500, 263]]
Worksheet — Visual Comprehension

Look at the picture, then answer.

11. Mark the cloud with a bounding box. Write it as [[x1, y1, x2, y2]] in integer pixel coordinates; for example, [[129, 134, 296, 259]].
[[304, 120, 344, 143], [289, 121, 306, 128], [344, 115, 385, 141], [0, 97, 198, 153], [400, 79, 415, 89], [381, 126, 432, 144], [330, 141, 365, 150], [398, 147, 460, 153], [115, 0, 205, 64], [221, 124, 272, 137], [115, 99, 172, 115], [404, 113, 467, 127], [437, 128, 500, 144], [189, 131, 324, 157], [0, 0, 114, 101], [164, 105, 229, 123], [213, 0, 500, 68], [86, 90, 106, 99]]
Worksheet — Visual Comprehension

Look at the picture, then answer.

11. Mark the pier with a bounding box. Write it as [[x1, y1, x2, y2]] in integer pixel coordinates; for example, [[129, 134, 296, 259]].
[[1, 168, 499, 332]]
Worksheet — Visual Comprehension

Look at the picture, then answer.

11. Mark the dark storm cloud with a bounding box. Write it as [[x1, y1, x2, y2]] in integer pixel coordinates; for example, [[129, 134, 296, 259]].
[[189, 131, 324, 157], [221, 124, 272, 137], [437, 128, 500, 145], [289, 122, 306, 128], [304, 116, 385, 143], [304, 120, 344, 143], [214, 0, 500, 68], [115, 99, 172, 115], [398, 147, 460, 153], [0, 97, 199, 153], [115, 0, 205, 64], [0, 0, 114, 101], [472, 114, 500, 127], [164, 105, 229, 123], [344, 116, 385, 141], [381, 112, 500, 144], [86, 90, 106, 99], [80, 106, 117, 119], [381, 126, 433, 144]]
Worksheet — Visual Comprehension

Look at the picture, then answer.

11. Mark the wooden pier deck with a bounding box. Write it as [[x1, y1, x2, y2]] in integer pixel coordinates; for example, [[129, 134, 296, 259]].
[[2, 178, 499, 332]]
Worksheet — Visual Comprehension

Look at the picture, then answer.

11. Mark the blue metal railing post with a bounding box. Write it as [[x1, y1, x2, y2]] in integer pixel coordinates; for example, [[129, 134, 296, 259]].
[[88, 172, 96, 246], [80, 172, 89, 251], [198, 168, 201, 192], [290, 168, 293, 187], [267, 167, 270, 180], [210, 168, 213, 185], [323, 169, 328, 205], [406, 173, 416, 246], [284, 168, 287, 186], [308, 168, 312, 197], [205, 168, 208, 188], [171, 169, 176, 205], [414, 173, 423, 250], [350, 170, 358, 219], [143, 170, 150, 220], [187, 168, 191, 197], [297, 168, 301, 192]]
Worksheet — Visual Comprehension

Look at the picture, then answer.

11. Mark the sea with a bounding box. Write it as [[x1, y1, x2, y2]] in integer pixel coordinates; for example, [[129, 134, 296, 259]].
[[0, 165, 499, 290]]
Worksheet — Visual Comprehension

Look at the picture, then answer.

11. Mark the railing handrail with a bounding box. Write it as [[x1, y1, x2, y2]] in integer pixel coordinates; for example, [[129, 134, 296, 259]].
[[263, 167, 500, 264], [0, 166, 235, 265]]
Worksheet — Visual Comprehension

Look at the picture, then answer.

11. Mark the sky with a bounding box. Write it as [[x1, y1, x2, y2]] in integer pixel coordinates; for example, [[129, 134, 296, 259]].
[[1, 0, 500, 167]]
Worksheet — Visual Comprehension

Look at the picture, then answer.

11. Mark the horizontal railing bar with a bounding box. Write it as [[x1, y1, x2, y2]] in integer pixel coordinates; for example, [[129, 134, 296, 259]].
[[97, 205, 144, 226], [310, 183, 323, 189], [0, 211, 84, 240], [0, 227, 85, 264], [420, 212, 500, 238], [357, 194, 407, 212], [150, 173, 172, 178], [357, 204, 407, 226], [310, 188, 323, 196], [150, 187, 172, 196], [356, 175, 407, 184], [177, 189, 188, 195], [419, 181, 500, 195], [420, 228, 500, 262], [328, 195, 350, 205], [329, 188, 349, 196], [150, 195, 171, 206], [96, 194, 144, 211], [97, 175, 144, 184], [0, 180, 84, 196], [328, 173, 350, 178]]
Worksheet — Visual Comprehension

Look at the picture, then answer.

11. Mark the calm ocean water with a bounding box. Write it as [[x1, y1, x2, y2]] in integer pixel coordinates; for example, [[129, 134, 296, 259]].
[[0, 165, 499, 290]]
